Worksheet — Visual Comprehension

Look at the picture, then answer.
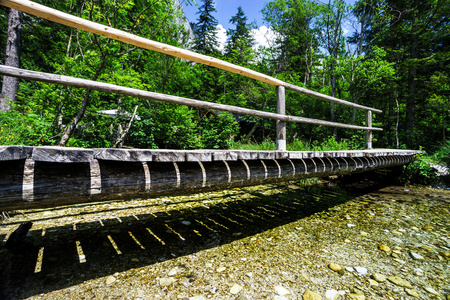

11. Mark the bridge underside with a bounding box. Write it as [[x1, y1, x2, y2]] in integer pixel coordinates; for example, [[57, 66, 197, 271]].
[[0, 146, 419, 211]]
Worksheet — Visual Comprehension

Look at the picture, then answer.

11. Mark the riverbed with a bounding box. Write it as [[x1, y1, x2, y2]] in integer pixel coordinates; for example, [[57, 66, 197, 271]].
[[0, 175, 449, 299]]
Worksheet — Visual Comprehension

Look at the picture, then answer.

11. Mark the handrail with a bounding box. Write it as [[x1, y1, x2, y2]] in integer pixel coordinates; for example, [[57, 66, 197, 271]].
[[0, 0, 382, 114], [0, 65, 382, 132], [0, 0, 383, 150]]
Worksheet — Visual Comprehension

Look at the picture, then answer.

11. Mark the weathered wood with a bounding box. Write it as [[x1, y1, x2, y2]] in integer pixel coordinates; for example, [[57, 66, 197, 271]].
[[0, 145, 31, 160], [276, 86, 286, 151], [0, 66, 383, 132], [284, 83, 383, 113], [0, 151, 417, 211], [366, 110, 373, 149]]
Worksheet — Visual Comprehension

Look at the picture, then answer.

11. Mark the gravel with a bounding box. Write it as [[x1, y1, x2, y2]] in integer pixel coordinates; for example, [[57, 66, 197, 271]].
[[0, 176, 449, 299]]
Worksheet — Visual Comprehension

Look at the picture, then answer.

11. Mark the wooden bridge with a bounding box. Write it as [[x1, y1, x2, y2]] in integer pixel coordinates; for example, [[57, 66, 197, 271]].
[[0, 0, 420, 212]]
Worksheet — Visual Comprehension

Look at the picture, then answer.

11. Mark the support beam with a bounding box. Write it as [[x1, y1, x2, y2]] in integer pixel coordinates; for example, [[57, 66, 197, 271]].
[[366, 110, 373, 149], [276, 86, 286, 151]]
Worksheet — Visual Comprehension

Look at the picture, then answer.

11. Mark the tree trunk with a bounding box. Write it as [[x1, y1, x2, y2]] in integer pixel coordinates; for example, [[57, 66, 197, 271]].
[[406, 0, 419, 147], [0, 8, 23, 111], [58, 91, 92, 146]]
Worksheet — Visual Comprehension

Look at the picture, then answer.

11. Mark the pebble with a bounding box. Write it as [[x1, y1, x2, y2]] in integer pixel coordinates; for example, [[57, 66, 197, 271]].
[[348, 294, 365, 300], [387, 276, 413, 288], [216, 267, 226, 272], [106, 275, 116, 285], [300, 274, 310, 282], [275, 285, 290, 296], [368, 279, 379, 287], [372, 273, 387, 282], [168, 268, 178, 276], [329, 263, 343, 272], [230, 284, 243, 295], [347, 224, 357, 228], [354, 267, 367, 275], [345, 266, 354, 272], [325, 289, 339, 300], [190, 296, 206, 300], [303, 290, 322, 300], [378, 244, 391, 252], [414, 268, 424, 276], [423, 286, 439, 295], [410, 251, 424, 260], [360, 231, 368, 236], [181, 221, 191, 225], [159, 277, 174, 287], [405, 288, 420, 297]]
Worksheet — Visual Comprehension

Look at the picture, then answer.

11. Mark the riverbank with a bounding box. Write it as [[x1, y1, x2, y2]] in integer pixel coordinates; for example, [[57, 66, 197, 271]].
[[0, 176, 449, 299]]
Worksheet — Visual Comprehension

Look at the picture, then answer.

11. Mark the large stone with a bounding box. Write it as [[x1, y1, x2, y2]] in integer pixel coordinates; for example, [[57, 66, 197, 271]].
[[159, 277, 175, 287], [325, 289, 340, 300], [379, 244, 391, 252], [303, 290, 322, 300], [230, 284, 243, 295], [329, 263, 343, 272], [387, 276, 413, 289], [275, 285, 290, 296], [405, 288, 419, 297]]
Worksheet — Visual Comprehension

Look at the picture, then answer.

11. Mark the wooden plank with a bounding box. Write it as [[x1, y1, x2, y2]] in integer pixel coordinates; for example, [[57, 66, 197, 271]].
[[93, 148, 153, 161], [0, 66, 383, 132], [31, 146, 93, 162], [0, 146, 32, 160]]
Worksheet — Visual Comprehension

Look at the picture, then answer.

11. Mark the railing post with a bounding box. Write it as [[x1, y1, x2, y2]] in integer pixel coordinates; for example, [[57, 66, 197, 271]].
[[366, 110, 372, 149], [276, 85, 286, 151]]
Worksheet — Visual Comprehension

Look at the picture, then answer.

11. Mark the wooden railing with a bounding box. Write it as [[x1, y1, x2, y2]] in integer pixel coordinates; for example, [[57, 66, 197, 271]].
[[0, 0, 382, 150]]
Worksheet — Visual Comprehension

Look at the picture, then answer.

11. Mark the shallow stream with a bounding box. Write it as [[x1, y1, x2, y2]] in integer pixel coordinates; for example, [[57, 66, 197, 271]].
[[0, 173, 449, 299]]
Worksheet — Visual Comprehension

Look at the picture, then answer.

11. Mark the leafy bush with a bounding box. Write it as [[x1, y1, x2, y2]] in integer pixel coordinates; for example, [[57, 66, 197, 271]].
[[199, 112, 239, 149], [0, 111, 53, 146], [434, 139, 450, 166], [401, 148, 437, 185]]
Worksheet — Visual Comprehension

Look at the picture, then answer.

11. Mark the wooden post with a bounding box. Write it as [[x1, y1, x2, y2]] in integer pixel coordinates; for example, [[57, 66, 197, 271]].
[[276, 86, 286, 151], [366, 110, 373, 149]]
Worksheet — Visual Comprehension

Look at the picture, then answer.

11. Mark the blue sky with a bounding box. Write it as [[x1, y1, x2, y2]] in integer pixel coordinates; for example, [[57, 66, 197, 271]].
[[180, 0, 358, 51], [181, 0, 267, 30], [181, 0, 357, 30]]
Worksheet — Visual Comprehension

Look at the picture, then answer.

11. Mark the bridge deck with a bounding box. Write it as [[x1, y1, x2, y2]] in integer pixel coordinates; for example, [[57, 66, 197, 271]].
[[0, 145, 419, 211], [0, 145, 420, 163]]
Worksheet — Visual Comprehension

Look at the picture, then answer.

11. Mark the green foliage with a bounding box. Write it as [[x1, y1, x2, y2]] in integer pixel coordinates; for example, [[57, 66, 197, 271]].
[[199, 112, 239, 149], [0, 111, 53, 146], [232, 135, 363, 151], [434, 140, 450, 166], [401, 148, 437, 185]]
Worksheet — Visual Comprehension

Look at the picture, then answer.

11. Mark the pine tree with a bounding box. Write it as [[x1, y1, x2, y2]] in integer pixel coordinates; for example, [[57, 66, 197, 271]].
[[225, 6, 255, 63], [194, 0, 219, 54]]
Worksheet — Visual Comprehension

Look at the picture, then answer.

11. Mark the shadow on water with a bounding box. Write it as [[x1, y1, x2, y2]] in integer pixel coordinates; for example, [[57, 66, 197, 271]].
[[0, 171, 394, 299]]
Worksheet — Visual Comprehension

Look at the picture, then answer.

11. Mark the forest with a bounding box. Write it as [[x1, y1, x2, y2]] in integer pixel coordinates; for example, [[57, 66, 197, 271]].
[[0, 0, 449, 157]]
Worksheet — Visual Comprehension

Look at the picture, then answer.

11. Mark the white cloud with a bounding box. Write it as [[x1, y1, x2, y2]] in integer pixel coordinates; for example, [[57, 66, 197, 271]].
[[215, 24, 227, 52], [251, 26, 278, 50], [213, 25, 279, 54]]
